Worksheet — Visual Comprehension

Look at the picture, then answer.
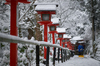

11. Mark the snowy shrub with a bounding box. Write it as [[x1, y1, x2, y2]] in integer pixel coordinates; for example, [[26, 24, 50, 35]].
[[18, 37, 36, 66], [0, 42, 10, 66]]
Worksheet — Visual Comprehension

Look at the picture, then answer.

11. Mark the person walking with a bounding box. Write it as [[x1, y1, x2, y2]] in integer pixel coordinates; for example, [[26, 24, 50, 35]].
[[78, 44, 84, 55]]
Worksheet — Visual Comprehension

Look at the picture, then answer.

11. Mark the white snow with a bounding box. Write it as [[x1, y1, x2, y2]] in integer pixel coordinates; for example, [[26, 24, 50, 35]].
[[54, 55, 100, 66], [56, 28, 66, 33], [70, 36, 83, 40], [35, 5, 56, 11], [70, 40, 77, 44], [34, 1, 58, 6], [78, 41, 86, 43], [63, 34, 71, 38], [77, 23, 84, 28], [51, 17, 59, 24], [0, 32, 68, 50]]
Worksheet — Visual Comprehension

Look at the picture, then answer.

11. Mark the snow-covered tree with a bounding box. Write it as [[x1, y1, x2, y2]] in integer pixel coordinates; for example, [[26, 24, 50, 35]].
[[77, 0, 100, 59]]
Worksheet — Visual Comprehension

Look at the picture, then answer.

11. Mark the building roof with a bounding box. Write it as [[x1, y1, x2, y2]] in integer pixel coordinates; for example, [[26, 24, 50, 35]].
[[70, 36, 83, 40]]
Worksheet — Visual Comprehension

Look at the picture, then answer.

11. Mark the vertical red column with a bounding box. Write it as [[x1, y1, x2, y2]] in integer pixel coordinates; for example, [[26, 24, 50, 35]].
[[52, 33, 55, 44], [10, 0, 17, 66], [63, 43, 65, 47], [52, 33, 55, 50], [44, 24, 47, 59], [60, 39, 62, 46]]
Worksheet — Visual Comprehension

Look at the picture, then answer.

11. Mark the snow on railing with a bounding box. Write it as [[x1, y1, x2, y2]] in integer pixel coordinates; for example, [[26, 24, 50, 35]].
[[0, 33, 70, 66], [0, 33, 69, 50]]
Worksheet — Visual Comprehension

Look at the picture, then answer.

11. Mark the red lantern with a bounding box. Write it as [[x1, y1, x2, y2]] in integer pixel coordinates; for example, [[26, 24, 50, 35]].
[[34, 3, 58, 59]]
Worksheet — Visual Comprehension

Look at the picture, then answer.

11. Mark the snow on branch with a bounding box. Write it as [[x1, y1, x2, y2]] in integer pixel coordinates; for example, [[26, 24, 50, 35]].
[[18, 1, 35, 22]]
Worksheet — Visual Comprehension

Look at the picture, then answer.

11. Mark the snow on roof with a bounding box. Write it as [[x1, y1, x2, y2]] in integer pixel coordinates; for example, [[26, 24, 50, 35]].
[[63, 34, 71, 38], [70, 40, 77, 44], [70, 36, 83, 40], [51, 17, 59, 24], [56, 28, 66, 33], [78, 41, 86, 43], [34, 1, 58, 6], [34, 2, 58, 11], [35, 5, 56, 11]]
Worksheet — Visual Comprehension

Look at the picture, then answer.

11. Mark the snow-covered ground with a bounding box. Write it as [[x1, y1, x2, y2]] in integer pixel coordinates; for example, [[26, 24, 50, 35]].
[[41, 55, 100, 66], [55, 55, 100, 66]]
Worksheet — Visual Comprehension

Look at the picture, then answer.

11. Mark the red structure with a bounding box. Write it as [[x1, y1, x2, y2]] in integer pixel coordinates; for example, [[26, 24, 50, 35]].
[[63, 34, 75, 50], [66, 38, 74, 50], [48, 18, 59, 44], [56, 28, 66, 47], [34, 4, 58, 59], [5, 0, 30, 66], [62, 39, 66, 47], [75, 40, 86, 54]]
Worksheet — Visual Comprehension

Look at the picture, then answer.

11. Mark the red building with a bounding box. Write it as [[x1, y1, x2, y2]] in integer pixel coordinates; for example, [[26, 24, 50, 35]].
[[70, 36, 86, 55]]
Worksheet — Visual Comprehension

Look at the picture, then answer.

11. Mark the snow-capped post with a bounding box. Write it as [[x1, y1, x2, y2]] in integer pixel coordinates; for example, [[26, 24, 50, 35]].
[[56, 28, 66, 47], [5, 0, 30, 66], [34, 2, 58, 65], [48, 17, 59, 66]]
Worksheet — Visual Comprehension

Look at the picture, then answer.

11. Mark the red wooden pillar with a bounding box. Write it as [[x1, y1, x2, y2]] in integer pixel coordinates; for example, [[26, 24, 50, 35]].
[[44, 24, 48, 59], [60, 39, 62, 46], [63, 43, 65, 47], [5, 0, 30, 66], [52, 33, 55, 44], [10, 1, 17, 66]]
